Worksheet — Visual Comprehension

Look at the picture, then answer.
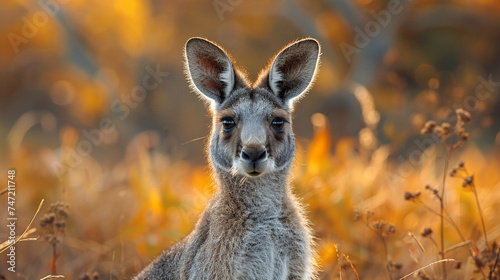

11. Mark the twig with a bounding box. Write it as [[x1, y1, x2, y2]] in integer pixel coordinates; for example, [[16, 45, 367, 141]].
[[399, 259, 457, 280]]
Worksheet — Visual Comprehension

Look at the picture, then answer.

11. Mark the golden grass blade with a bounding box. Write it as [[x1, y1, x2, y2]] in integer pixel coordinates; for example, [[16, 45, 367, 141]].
[[0, 199, 44, 254], [398, 259, 457, 280], [335, 243, 342, 280], [40, 275, 65, 280], [343, 253, 360, 280], [408, 232, 426, 253], [0, 228, 37, 249], [445, 240, 472, 253]]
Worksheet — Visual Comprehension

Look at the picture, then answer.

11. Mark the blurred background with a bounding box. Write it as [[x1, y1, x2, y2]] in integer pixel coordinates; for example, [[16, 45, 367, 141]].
[[1, 0, 500, 279]]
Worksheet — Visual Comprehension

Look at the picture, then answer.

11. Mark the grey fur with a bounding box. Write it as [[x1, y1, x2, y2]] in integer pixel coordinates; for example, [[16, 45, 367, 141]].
[[134, 38, 321, 280]]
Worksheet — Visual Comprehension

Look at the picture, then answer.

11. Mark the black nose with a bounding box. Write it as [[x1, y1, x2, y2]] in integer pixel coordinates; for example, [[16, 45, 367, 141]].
[[241, 147, 267, 163]]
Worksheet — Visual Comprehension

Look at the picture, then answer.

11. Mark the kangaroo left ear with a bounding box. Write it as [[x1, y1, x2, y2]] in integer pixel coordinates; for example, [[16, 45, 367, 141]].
[[268, 38, 320, 107], [185, 37, 236, 105]]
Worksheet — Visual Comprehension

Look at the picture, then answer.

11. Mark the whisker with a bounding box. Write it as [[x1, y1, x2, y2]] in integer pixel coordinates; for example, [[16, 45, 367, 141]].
[[181, 135, 209, 145]]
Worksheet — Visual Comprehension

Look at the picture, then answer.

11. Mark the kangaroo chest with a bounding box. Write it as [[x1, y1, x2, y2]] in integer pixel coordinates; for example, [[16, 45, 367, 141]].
[[234, 217, 292, 279], [197, 211, 296, 279]]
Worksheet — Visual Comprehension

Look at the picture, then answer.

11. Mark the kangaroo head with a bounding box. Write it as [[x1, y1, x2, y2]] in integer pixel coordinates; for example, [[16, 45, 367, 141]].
[[185, 37, 320, 178]]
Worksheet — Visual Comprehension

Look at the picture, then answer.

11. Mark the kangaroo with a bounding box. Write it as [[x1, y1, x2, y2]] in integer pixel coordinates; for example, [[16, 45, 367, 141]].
[[134, 37, 321, 280]]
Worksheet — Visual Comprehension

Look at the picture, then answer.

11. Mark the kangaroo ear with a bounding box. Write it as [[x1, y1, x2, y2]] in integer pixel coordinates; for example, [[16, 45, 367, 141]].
[[185, 37, 235, 104], [268, 38, 320, 106]]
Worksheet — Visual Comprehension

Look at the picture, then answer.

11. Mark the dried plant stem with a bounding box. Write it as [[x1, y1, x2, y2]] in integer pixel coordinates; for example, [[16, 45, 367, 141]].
[[417, 201, 466, 242], [489, 244, 500, 280], [471, 183, 488, 246], [51, 242, 58, 273], [364, 216, 394, 280], [380, 235, 393, 280], [441, 208, 466, 242], [439, 146, 453, 280], [426, 190, 487, 278]]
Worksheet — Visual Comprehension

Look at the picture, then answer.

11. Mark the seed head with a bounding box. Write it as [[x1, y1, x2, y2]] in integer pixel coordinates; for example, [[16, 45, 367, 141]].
[[433, 126, 443, 137], [450, 168, 457, 177], [44, 234, 53, 242], [441, 122, 451, 137], [388, 261, 403, 271], [421, 121, 437, 134], [456, 108, 471, 123], [354, 212, 362, 221], [372, 220, 396, 237], [421, 227, 433, 237], [463, 175, 474, 188], [366, 210, 374, 218], [55, 221, 66, 230], [460, 132, 469, 142], [404, 191, 421, 201]]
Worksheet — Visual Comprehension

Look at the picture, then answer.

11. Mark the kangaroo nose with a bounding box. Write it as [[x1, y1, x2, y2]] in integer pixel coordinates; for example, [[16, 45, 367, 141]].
[[241, 147, 267, 163]]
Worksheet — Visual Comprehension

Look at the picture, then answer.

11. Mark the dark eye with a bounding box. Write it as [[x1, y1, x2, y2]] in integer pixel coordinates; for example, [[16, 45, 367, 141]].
[[221, 117, 236, 132], [271, 117, 286, 132]]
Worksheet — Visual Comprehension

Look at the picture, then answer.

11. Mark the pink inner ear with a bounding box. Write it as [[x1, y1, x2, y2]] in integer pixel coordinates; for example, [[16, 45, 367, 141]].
[[203, 79, 221, 92], [197, 55, 224, 93], [197, 56, 224, 76]]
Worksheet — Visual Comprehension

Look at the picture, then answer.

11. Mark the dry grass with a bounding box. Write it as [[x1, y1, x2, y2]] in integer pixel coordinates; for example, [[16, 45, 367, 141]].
[[0, 107, 499, 279]]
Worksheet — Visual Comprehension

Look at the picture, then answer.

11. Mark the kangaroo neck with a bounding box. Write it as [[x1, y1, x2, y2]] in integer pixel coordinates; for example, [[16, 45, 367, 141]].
[[214, 169, 289, 217]]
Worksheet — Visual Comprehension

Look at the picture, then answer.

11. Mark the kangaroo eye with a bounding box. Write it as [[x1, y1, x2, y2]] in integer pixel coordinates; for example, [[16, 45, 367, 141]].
[[271, 117, 286, 132], [221, 117, 236, 132]]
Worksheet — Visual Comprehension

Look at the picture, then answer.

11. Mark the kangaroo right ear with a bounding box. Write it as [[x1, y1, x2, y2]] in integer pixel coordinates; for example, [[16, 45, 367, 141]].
[[185, 37, 235, 105], [268, 38, 320, 107]]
